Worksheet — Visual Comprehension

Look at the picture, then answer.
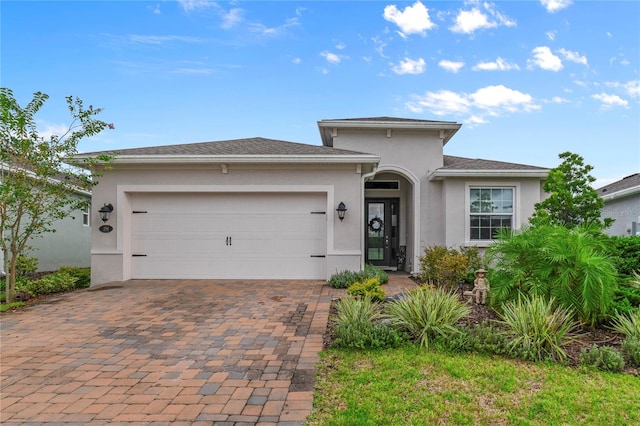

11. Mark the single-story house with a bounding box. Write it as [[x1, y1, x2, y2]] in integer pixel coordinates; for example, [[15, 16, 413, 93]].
[[74, 117, 550, 285], [1, 163, 92, 275], [597, 173, 640, 236]]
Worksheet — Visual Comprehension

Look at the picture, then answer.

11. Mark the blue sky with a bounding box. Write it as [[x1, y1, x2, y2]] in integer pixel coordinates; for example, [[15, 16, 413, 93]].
[[2, 0, 638, 187]]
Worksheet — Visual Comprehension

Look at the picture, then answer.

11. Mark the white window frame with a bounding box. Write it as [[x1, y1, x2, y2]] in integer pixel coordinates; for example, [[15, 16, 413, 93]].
[[465, 183, 520, 246], [82, 203, 90, 227]]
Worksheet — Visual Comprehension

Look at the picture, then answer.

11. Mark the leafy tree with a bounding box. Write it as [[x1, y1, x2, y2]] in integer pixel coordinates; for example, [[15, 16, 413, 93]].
[[1, 88, 113, 303], [530, 151, 612, 230]]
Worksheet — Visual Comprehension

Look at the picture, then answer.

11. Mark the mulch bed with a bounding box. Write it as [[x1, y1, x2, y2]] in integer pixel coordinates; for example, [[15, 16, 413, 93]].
[[323, 285, 639, 376]]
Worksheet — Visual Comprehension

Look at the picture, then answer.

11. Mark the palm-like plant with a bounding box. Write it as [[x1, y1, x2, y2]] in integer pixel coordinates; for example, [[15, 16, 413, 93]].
[[487, 224, 618, 327], [386, 286, 471, 349]]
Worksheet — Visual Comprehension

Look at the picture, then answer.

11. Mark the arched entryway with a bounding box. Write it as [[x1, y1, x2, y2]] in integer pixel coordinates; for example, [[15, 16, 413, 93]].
[[363, 166, 419, 273]]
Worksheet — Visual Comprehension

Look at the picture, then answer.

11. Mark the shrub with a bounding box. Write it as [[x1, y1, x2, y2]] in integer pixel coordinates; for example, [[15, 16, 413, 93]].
[[419, 245, 477, 287], [327, 264, 388, 289], [433, 322, 511, 356], [347, 277, 385, 302], [609, 307, 640, 339], [331, 296, 403, 349], [386, 286, 471, 349], [16, 255, 38, 277], [579, 345, 625, 373], [364, 263, 388, 284], [621, 336, 640, 367], [609, 235, 640, 279], [18, 271, 78, 296], [57, 266, 91, 288], [487, 225, 618, 327], [497, 295, 579, 363], [328, 270, 361, 289]]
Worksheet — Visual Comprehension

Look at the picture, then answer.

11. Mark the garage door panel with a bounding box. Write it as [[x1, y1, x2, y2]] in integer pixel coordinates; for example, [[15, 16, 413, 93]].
[[130, 192, 327, 279]]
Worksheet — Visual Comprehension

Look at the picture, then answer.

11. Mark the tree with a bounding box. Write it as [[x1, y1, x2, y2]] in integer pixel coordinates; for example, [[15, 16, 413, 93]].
[[530, 151, 612, 230], [1, 88, 113, 303]]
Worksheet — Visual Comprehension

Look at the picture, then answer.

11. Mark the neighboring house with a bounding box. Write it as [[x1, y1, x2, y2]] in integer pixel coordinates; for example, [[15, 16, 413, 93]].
[[74, 117, 549, 285], [597, 173, 640, 236], [0, 163, 92, 274]]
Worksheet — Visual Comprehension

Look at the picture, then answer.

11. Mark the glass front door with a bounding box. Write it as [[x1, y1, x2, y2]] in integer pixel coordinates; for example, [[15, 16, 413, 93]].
[[365, 198, 399, 269]]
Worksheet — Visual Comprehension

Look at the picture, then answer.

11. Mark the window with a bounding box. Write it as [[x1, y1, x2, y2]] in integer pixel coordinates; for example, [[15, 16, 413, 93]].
[[365, 181, 399, 190], [82, 204, 90, 226], [469, 187, 513, 240]]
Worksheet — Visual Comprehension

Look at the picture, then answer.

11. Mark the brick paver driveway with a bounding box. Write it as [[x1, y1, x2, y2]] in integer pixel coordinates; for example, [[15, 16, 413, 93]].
[[0, 279, 334, 425]]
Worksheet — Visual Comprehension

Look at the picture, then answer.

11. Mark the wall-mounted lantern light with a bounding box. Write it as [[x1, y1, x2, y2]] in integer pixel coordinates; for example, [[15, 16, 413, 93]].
[[98, 203, 114, 233], [336, 202, 347, 221], [99, 203, 114, 222]]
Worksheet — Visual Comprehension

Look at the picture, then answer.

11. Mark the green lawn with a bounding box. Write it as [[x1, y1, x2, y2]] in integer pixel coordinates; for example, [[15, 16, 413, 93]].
[[308, 345, 639, 425]]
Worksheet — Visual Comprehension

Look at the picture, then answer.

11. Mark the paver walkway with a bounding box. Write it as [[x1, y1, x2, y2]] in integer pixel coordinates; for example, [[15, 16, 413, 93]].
[[1, 274, 418, 425]]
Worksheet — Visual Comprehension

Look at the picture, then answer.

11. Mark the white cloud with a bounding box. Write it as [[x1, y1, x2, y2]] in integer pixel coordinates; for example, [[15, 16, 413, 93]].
[[292, 57, 301, 65], [392, 57, 426, 75], [335, 42, 346, 50], [248, 17, 300, 36], [603, 80, 640, 98], [546, 30, 556, 41], [450, 8, 495, 34], [528, 46, 563, 71], [439, 60, 465, 73], [470, 85, 539, 113], [406, 85, 540, 125], [558, 48, 588, 65], [149, 4, 161, 15], [592, 93, 629, 109], [383, 1, 435, 37], [549, 96, 570, 103], [450, 2, 516, 35], [406, 89, 471, 116], [124, 34, 204, 46], [624, 80, 640, 98], [541, 0, 572, 13], [472, 57, 520, 71], [36, 121, 71, 142], [178, 0, 215, 12], [371, 36, 388, 59], [320, 51, 342, 64], [221, 8, 243, 29]]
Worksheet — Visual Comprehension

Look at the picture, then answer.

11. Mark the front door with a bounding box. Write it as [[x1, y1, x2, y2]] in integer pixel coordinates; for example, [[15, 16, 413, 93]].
[[365, 198, 400, 270]]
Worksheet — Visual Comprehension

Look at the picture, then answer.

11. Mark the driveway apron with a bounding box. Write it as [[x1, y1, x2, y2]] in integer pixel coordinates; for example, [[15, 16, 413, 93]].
[[0, 279, 334, 425]]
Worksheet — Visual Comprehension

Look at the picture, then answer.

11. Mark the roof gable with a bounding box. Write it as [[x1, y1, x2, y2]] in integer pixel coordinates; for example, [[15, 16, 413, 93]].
[[597, 173, 640, 199]]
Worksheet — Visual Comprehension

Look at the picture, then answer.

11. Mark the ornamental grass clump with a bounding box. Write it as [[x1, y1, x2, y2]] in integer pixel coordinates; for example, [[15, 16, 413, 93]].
[[386, 286, 471, 349], [331, 296, 403, 349], [609, 307, 640, 340], [498, 295, 580, 363]]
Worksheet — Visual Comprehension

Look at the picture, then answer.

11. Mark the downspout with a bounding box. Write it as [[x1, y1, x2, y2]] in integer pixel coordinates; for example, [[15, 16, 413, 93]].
[[360, 165, 378, 271]]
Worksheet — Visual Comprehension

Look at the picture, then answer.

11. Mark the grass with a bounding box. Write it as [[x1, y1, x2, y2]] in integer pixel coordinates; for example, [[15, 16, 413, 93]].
[[308, 345, 640, 425], [0, 301, 25, 312]]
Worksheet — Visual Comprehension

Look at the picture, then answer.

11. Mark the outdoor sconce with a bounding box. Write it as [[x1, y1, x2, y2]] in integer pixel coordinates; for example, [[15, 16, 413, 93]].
[[336, 202, 347, 221], [98, 203, 114, 233], [99, 203, 114, 222]]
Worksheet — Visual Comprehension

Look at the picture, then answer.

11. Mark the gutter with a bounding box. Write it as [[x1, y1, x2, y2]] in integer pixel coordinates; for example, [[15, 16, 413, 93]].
[[429, 169, 549, 180], [70, 154, 381, 166], [600, 186, 640, 201]]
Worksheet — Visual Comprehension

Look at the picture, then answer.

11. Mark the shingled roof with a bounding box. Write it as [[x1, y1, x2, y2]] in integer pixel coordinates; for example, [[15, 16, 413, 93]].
[[442, 155, 548, 171], [597, 173, 640, 198], [79, 137, 369, 157], [320, 116, 458, 124]]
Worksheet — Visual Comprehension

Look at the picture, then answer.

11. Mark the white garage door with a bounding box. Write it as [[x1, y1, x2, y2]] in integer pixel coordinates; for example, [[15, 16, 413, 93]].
[[130, 192, 327, 279]]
